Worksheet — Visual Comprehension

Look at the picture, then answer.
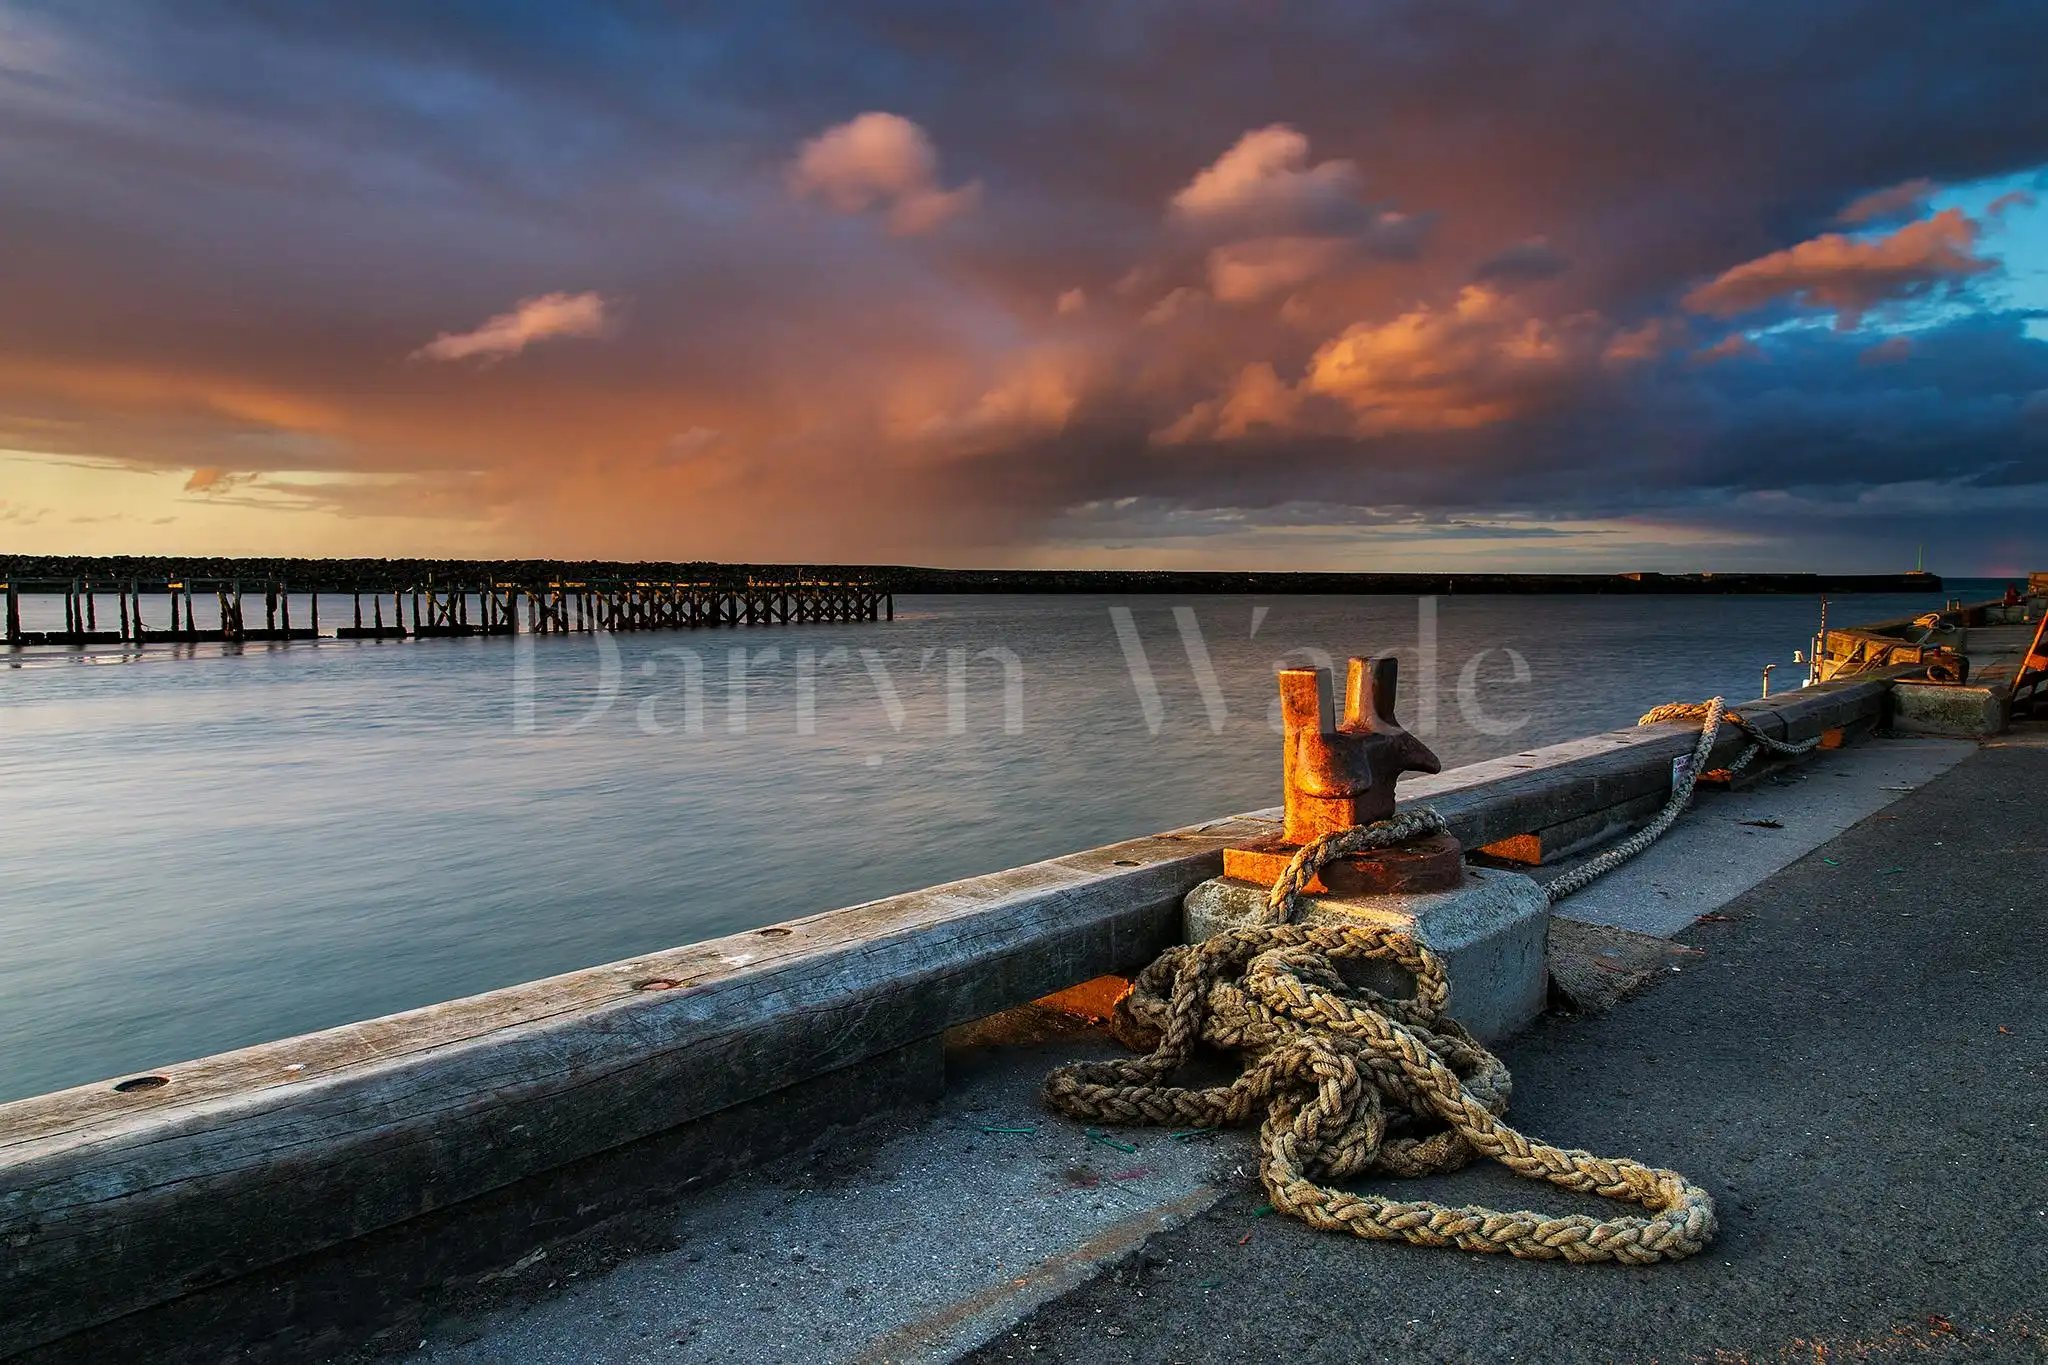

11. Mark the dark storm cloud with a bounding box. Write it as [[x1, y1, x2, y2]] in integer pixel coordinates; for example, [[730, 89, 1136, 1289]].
[[1474, 239, 1570, 285], [1, 0, 2046, 568]]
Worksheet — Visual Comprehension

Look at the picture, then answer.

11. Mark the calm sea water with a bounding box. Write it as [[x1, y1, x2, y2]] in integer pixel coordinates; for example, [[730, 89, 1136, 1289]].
[[0, 587, 1982, 1102]]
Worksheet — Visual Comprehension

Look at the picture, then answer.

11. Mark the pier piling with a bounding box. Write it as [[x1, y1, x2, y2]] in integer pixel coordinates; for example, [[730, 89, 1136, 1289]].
[[2, 573, 889, 651]]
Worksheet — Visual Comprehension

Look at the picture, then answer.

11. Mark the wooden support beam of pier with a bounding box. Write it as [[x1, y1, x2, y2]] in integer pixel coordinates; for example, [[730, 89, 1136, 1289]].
[[0, 576, 885, 651]]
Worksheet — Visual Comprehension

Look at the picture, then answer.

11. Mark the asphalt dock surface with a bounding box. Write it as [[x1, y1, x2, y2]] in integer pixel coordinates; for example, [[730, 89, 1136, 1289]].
[[965, 734, 2047, 1365]]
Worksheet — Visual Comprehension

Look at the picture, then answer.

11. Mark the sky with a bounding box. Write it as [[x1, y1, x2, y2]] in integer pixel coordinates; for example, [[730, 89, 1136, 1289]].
[[2, 2, 2046, 574]]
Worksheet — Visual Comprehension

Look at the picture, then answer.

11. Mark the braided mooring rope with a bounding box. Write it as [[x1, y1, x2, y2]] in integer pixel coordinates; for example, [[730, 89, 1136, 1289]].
[[1261, 807, 1450, 919], [1041, 824, 1716, 1261], [1545, 698, 1820, 903], [1038, 698, 1817, 1264]]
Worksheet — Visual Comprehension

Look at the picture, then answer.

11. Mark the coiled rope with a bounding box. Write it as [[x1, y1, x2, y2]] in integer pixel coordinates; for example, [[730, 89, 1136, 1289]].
[[1041, 697, 1814, 1263]]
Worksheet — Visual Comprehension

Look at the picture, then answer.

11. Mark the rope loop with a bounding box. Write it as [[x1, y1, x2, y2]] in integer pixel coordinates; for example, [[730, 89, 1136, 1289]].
[[1265, 807, 1448, 924], [1039, 695, 1827, 1262], [1042, 805, 1717, 1264]]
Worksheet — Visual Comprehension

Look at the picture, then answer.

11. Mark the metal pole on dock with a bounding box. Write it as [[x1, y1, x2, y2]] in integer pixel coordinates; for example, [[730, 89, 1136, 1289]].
[[1812, 597, 1829, 685], [3, 581, 16, 646]]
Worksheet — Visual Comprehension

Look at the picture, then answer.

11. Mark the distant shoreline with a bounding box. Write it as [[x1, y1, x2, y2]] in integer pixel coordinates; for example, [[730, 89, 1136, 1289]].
[[2, 555, 1941, 596]]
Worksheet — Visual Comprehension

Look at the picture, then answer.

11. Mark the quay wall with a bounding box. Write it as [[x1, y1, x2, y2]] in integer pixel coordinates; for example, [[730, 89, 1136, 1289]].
[[0, 674, 1897, 1361]]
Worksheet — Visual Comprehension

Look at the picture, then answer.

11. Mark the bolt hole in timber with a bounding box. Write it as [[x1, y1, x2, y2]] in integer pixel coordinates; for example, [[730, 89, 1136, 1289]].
[[111, 1075, 169, 1093]]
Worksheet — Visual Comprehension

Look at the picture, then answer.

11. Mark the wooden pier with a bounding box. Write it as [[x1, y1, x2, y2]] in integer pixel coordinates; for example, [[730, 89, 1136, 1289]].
[[0, 577, 319, 647], [1, 577, 890, 650], [522, 580, 892, 634]]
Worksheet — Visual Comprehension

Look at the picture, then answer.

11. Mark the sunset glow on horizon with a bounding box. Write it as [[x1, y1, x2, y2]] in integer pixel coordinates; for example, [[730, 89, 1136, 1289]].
[[2, 4, 2045, 572]]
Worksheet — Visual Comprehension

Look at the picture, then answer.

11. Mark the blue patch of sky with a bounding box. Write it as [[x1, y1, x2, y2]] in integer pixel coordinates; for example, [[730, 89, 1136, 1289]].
[[1935, 165, 2048, 339], [1736, 165, 2048, 347], [1741, 164, 2048, 346]]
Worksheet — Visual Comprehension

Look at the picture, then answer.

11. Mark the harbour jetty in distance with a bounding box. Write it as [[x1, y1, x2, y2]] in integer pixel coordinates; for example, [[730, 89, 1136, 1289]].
[[2, 554, 1942, 596]]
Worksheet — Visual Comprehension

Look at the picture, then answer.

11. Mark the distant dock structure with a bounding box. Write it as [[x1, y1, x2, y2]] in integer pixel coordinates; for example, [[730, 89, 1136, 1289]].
[[1, 576, 891, 650], [3, 552, 1941, 652]]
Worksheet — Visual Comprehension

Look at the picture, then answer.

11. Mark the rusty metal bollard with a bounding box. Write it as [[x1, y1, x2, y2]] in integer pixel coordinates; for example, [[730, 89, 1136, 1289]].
[[1280, 656, 1441, 840], [1225, 656, 1464, 896]]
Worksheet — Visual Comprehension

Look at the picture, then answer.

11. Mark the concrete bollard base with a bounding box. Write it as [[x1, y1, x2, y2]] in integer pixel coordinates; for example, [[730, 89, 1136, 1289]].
[[1182, 866, 1550, 1042], [1889, 680, 2004, 737]]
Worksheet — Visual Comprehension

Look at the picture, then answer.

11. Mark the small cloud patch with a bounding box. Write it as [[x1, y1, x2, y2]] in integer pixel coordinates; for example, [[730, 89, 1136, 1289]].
[[656, 427, 723, 465], [789, 112, 980, 235], [183, 466, 257, 494], [1837, 177, 1939, 225], [1169, 125, 1361, 234], [411, 292, 612, 364]]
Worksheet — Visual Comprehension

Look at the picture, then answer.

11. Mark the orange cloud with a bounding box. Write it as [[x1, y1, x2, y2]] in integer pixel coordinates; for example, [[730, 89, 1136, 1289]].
[[1836, 177, 1937, 224], [788, 112, 981, 235], [1693, 334, 1761, 365], [1601, 317, 1686, 366], [0, 356, 341, 432], [1156, 286, 1591, 444], [1152, 361, 1300, 443], [1682, 207, 1993, 327], [1304, 286, 1577, 434], [1170, 125, 1361, 231], [1988, 189, 2037, 218], [1206, 236, 1354, 303], [1138, 286, 1208, 327], [183, 465, 249, 493], [410, 291, 613, 363]]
